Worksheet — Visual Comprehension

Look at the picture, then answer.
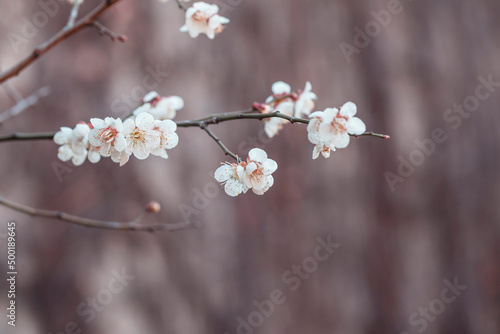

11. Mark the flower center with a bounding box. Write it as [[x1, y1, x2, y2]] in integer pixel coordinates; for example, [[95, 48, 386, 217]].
[[131, 129, 146, 146], [331, 115, 348, 134], [99, 127, 118, 143]]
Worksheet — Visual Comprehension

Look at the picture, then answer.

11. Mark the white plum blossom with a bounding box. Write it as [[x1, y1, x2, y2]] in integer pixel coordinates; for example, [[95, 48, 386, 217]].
[[214, 163, 249, 197], [294, 81, 317, 118], [180, 2, 230, 39], [243, 148, 277, 195], [215, 148, 277, 196], [122, 112, 161, 162], [88, 117, 126, 157], [133, 91, 184, 120], [150, 119, 179, 159], [263, 81, 295, 138], [265, 81, 291, 103], [53, 122, 91, 166], [307, 102, 366, 159]]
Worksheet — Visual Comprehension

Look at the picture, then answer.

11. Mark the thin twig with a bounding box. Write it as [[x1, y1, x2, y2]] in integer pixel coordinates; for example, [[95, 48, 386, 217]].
[[0, 196, 197, 232], [200, 123, 240, 162], [0, 0, 123, 84], [66, 1, 82, 28], [175, 0, 188, 11], [0, 87, 51, 124], [92, 21, 127, 42]]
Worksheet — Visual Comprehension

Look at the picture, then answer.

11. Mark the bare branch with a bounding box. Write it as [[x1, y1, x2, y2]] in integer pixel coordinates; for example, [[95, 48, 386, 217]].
[[66, 1, 82, 28], [0, 87, 51, 124], [92, 21, 128, 42], [0, 0, 124, 84], [0, 196, 197, 232], [200, 123, 240, 162], [175, 0, 188, 11]]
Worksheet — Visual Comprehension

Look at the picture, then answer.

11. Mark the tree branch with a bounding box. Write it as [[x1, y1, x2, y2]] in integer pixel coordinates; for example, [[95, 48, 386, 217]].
[[0, 87, 51, 124], [66, 0, 82, 28], [0, 196, 197, 232], [175, 0, 188, 11], [91, 21, 127, 42], [0, 0, 123, 84], [200, 123, 240, 162]]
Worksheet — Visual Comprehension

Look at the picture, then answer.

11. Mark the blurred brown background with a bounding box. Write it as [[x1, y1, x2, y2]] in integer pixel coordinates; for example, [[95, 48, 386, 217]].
[[0, 0, 499, 333]]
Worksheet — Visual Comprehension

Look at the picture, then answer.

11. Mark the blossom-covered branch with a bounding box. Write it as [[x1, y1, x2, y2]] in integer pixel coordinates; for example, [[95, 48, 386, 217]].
[[0, 196, 196, 232], [0, 0, 124, 84]]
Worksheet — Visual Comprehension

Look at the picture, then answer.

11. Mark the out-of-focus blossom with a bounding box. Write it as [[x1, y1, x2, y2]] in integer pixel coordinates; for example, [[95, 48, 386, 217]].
[[180, 2, 230, 39]]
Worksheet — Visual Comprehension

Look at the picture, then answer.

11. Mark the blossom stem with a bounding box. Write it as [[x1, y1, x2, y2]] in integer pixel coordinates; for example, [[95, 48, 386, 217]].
[[0, 196, 197, 232], [200, 123, 240, 162], [0, 0, 123, 84]]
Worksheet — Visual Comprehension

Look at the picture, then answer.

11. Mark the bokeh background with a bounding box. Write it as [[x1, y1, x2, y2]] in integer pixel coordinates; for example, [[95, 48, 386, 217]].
[[0, 0, 499, 333]]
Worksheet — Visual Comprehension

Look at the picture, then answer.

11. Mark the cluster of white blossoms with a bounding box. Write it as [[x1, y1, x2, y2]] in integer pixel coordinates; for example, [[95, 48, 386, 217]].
[[54, 92, 182, 166], [254, 81, 317, 138], [180, 2, 230, 39], [307, 102, 366, 159], [253, 81, 367, 160], [214, 148, 277, 197]]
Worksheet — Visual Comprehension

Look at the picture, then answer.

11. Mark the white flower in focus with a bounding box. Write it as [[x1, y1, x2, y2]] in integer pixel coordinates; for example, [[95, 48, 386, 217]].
[[319, 102, 366, 149], [54, 123, 90, 166], [214, 163, 249, 197], [180, 2, 230, 39], [88, 117, 126, 157], [243, 148, 277, 195], [294, 81, 317, 118], [150, 119, 179, 159], [133, 92, 184, 120], [122, 112, 161, 162], [307, 102, 366, 159]]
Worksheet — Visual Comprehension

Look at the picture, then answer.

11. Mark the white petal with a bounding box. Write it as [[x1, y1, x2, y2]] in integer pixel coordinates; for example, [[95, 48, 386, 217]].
[[214, 164, 232, 182], [262, 159, 277, 175], [248, 148, 267, 163], [347, 117, 366, 135], [272, 81, 291, 95], [90, 118, 106, 129], [114, 133, 127, 151], [332, 133, 350, 149], [339, 101, 357, 117]]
